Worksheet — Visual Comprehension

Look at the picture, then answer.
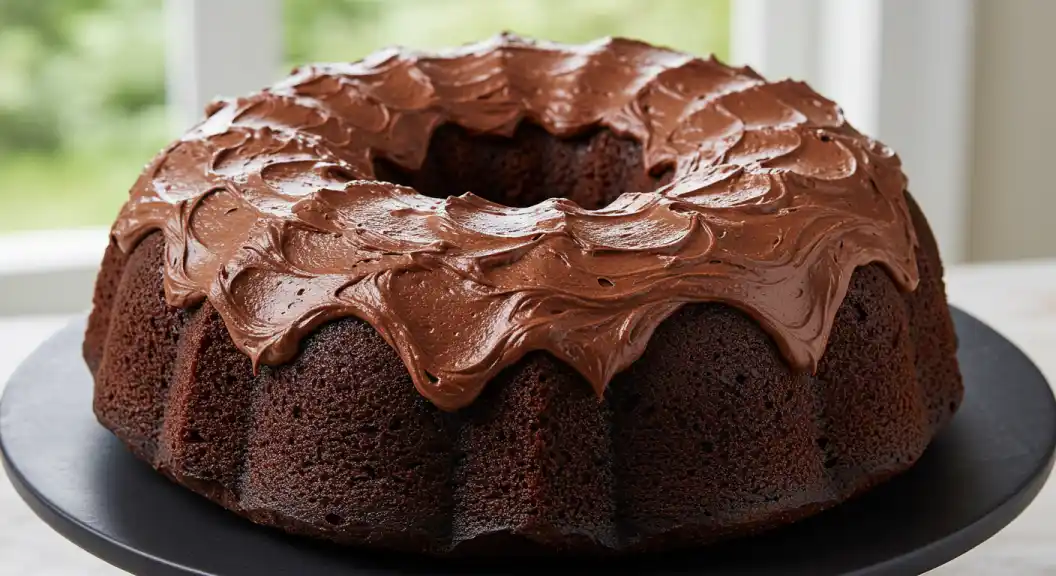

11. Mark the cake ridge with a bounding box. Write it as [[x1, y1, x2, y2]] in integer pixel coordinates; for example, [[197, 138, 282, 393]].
[[109, 33, 919, 411]]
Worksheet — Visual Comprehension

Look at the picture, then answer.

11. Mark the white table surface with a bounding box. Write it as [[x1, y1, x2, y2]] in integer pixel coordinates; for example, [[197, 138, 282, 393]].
[[1, 260, 1055, 575]]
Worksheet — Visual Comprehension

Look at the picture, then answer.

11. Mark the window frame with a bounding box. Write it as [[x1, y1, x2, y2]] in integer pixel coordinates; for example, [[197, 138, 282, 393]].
[[732, 0, 975, 264]]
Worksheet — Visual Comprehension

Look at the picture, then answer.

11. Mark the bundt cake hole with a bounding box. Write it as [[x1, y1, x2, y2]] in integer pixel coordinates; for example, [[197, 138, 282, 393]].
[[371, 121, 673, 210]]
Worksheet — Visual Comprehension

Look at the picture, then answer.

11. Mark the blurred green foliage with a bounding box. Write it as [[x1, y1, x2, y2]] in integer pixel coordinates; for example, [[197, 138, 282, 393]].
[[0, 0, 728, 231], [0, 0, 168, 156]]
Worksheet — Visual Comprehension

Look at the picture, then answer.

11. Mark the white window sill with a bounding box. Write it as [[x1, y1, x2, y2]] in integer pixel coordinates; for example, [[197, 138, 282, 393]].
[[0, 228, 110, 317]]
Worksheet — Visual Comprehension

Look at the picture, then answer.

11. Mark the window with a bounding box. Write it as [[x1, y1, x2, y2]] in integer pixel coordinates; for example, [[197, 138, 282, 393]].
[[0, 0, 167, 232], [284, 0, 730, 69], [0, 0, 729, 234]]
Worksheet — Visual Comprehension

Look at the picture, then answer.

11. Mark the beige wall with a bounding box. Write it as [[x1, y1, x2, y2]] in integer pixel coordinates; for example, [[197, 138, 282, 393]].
[[970, 0, 1056, 262]]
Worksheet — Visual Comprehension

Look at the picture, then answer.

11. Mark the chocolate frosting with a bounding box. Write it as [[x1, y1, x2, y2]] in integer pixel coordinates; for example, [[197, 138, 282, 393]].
[[112, 34, 919, 411]]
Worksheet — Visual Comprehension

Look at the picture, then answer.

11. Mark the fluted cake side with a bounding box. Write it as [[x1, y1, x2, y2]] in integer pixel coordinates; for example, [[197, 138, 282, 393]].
[[84, 193, 961, 555]]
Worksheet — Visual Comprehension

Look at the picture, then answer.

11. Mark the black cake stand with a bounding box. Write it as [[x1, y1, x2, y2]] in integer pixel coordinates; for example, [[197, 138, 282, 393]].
[[2, 308, 1055, 576]]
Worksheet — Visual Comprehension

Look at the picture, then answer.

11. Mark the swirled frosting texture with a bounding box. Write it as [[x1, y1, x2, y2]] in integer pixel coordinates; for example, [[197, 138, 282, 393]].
[[112, 34, 919, 411]]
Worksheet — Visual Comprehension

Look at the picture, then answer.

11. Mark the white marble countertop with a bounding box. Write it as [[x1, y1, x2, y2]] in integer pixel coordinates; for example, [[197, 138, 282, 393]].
[[1, 259, 1055, 575]]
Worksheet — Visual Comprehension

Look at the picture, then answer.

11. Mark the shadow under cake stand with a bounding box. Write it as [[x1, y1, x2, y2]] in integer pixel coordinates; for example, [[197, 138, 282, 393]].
[[2, 307, 1055, 575]]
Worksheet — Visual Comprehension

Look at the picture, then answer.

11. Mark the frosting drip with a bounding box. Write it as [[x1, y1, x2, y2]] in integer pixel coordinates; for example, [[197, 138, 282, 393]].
[[112, 34, 919, 411]]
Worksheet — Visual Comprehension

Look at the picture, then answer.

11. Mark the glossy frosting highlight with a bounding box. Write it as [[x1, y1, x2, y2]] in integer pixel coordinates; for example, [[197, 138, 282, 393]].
[[112, 34, 919, 411]]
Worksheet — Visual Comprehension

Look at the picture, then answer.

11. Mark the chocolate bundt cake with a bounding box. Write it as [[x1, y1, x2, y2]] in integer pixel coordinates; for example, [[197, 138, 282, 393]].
[[84, 34, 963, 556]]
